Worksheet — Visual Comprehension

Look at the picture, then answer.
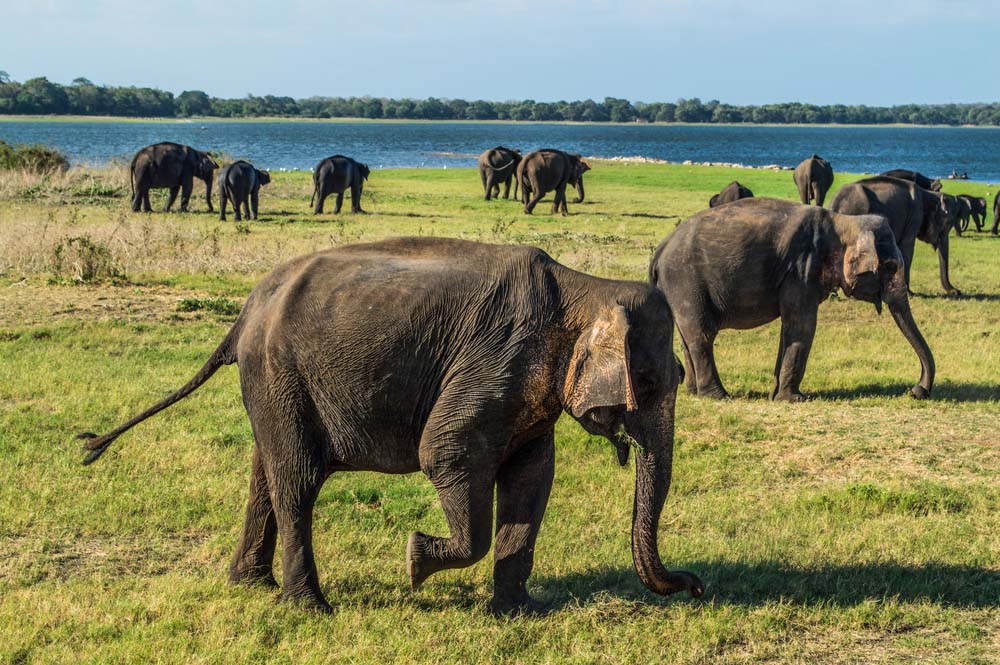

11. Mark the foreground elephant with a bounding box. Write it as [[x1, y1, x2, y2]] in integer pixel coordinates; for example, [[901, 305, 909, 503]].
[[479, 146, 522, 200], [830, 176, 959, 295], [793, 154, 834, 206], [709, 181, 753, 207], [650, 198, 934, 401], [518, 149, 590, 215], [130, 142, 218, 213], [880, 169, 943, 192], [956, 194, 987, 232], [218, 160, 270, 221], [78, 237, 704, 615], [311, 155, 370, 214]]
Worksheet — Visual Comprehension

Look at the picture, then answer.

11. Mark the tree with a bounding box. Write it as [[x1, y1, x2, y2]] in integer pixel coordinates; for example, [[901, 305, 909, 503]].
[[0, 71, 12, 84], [176, 90, 212, 116], [72, 77, 93, 86]]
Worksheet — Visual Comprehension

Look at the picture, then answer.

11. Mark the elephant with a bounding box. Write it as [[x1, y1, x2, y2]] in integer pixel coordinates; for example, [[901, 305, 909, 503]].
[[709, 181, 753, 207], [793, 154, 834, 206], [479, 146, 522, 200], [650, 198, 934, 402], [993, 190, 1000, 235], [517, 149, 590, 215], [218, 160, 270, 221], [951, 195, 972, 235], [311, 155, 370, 214], [956, 194, 987, 232], [879, 169, 942, 192], [129, 142, 218, 213], [77, 237, 704, 616], [830, 176, 959, 295]]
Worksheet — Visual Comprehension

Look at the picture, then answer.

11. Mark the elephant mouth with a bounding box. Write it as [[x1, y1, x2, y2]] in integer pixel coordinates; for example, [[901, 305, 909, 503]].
[[579, 406, 635, 467]]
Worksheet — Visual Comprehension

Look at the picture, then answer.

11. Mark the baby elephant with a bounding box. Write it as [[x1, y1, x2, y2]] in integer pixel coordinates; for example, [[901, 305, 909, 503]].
[[218, 161, 270, 221], [311, 155, 370, 214], [708, 181, 753, 207], [651, 198, 934, 402]]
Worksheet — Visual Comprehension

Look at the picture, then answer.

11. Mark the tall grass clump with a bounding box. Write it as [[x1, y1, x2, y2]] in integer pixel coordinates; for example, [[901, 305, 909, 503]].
[[0, 140, 69, 173]]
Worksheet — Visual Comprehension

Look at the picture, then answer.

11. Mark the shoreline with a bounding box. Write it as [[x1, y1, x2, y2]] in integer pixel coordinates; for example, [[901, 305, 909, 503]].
[[0, 115, 997, 129]]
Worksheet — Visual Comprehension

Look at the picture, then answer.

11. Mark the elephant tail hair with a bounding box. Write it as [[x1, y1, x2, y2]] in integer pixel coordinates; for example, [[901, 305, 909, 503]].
[[77, 307, 248, 465]]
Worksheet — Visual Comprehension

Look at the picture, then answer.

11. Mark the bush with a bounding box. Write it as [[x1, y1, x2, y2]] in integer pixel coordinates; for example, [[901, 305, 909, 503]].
[[0, 140, 69, 173], [49, 235, 126, 283]]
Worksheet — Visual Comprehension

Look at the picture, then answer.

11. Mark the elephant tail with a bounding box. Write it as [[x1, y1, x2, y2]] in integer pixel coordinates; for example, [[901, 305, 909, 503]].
[[76, 303, 250, 465], [310, 170, 318, 208], [129, 151, 139, 201]]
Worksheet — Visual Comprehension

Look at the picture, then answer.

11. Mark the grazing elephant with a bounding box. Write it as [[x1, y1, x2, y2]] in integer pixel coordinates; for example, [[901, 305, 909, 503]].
[[518, 149, 590, 215], [993, 191, 1000, 235], [130, 142, 218, 213], [793, 154, 834, 206], [879, 169, 942, 192], [650, 198, 934, 401], [951, 195, 971, 235], [956, 194, 987, 232], [77, 237, 704, 615], [830, 176, 959, 295], [709, 181, 753, 207], [311, 155, 370, 214], [479, 146, 522, 200], [218, 160, 271, 221]]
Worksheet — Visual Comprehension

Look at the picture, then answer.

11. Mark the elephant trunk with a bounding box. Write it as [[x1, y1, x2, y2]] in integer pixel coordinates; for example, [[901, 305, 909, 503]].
[[628, 407, 703, 598], [884, 282, 935, 399], [574, 175, 585, 203]]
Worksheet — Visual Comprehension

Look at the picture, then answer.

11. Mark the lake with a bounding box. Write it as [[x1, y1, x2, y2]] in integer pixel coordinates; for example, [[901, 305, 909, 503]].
[[1, 120, 998, 182]]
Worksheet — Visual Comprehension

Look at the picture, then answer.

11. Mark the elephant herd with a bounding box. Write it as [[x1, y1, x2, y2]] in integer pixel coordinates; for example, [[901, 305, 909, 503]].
[[85, 142, 991, 615]]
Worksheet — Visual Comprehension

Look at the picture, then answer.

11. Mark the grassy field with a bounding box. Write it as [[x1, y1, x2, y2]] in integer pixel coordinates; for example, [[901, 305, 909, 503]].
[[0, 162, 998, 664]]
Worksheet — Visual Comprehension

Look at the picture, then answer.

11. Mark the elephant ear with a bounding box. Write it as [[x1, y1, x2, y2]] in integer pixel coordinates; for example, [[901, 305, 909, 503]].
[[563, 305, 637, 419], [843, 224, 882, 309]]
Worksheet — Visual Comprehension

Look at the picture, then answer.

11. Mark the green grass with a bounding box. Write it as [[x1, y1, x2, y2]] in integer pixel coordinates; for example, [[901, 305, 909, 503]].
[[1, 162, 998, 663]]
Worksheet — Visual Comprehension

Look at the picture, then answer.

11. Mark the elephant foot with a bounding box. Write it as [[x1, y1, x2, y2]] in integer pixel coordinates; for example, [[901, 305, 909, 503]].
[[909, 385, 931, 400], [229, 567, 278, 590], [281, 588, 333, 614], [407, 531, 437, 591], [488, 592, 547, 618], [697, 385, 730, 400], [772, 390, 807, 403], [944, 288, 961, 297]]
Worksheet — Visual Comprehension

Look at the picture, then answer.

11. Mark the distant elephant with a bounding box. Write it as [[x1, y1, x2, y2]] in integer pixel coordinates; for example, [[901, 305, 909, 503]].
[[129, 142, 218, 213], [518, 149, 590, 215], [219, 160, 271, 221], [879, 169, 942, 192], [479, 146, 522, 200], [993, 191, 999, 235], [951, 195, 971, 235], [708, 181, 753, 207], [311, 155, 370, 214], [77, 237, 704, 615], [956, 194, 987, 232], [793, 154, 834, 206], [830, 176, 959, 295], [650, 198, 934, 401]]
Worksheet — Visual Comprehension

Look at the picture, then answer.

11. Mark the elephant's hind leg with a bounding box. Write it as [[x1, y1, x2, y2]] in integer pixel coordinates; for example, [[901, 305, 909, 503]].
[[230, 445, 278, 588], [676, 318, 728, 399], [491, 431, 554, 616]]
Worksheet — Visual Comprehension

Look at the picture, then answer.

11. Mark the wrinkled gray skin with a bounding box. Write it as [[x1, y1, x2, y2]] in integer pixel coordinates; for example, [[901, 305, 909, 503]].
[[311, 155, 370, 214], [793, 154, 834, 206], [830, 176, 959, 296], [130, 142, 218, 213], [650, 198, 934, 402], [479, 146, 522, 200], [709, 181, 753, 207], [880, 169, 943, 192], [219, 161, 271, 221], [77, 237, 704, 616], [956, 194, 987, 232], [993, 191, 1000, 235], [517, 149, 590, 215]]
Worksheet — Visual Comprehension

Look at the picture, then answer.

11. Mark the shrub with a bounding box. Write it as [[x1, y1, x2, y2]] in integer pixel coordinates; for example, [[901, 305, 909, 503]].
[[49, 235, 126, 283], [0, 140, 69, 173]]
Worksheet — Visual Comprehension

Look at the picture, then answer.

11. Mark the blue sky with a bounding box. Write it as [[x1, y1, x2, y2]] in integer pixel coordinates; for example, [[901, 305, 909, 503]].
[[3, 0, 995, 105]]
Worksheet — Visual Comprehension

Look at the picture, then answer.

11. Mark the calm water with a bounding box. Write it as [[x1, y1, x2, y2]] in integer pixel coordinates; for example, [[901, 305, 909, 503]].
[[2, 120, 998, 182]]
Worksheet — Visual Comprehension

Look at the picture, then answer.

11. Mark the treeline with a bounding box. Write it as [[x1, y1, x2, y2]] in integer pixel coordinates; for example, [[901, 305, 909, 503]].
[[2, 75, 1000, 126]]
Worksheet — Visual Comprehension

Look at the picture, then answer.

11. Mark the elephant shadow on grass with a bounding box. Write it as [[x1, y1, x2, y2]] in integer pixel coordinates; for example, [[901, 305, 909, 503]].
[[531, 560, 1000, 612], [810, 381, 1000, 403]]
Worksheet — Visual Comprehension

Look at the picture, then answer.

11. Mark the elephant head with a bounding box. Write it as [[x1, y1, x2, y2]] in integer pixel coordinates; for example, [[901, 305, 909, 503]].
[[562, 292, 704, 598], [919, 191, 954, 245], [257, 169, 271, 186], [569, 155, 591, 203], [358, 163, 371, 181], [192, 151, 219, 211], [836, 214, 935, 398]]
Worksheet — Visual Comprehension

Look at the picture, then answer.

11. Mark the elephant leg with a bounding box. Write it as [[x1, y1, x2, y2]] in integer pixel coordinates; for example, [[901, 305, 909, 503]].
[[251, 188, 260, 220], [491, 431, 554, 616], [219, 188, 228, 221], [679, 335, 697, 395], [165, 186, 180, 212], [814, 183, 827, 207], [241, 192, 251, 220], [313, 183, 326, 214], [334, 191, 345, 214], [796, 180, 810, 205], [502, 175, 512, 200], [678, 320, 727, 399], [233, 194, 243, 222], [900, 236, 917, 294], [142, 190, 152, 213], [770, 288, 818, 402], [408, 469, 494, 591], [131, 183, 143, 212], [480, 168, 490, 200], [484, 172, 495, 201], [936, 235, 960, 296], [352, 184, 365, 213], [180, 178, 194, 212], [524, 186, 544, 215], [229, 445, 278, 588], [552, 183, 568, 215]]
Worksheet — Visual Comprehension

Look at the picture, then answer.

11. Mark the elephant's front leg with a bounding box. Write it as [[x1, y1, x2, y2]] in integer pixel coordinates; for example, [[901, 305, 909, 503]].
[[770, 288, 818, 402], [179, 178, 194, 212], [491, 432, 554, 616], [165, 186, 180, 212]]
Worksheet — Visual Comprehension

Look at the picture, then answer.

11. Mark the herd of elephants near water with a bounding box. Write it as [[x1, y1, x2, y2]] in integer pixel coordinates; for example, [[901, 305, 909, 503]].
[[77, 139, 995, 615]]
